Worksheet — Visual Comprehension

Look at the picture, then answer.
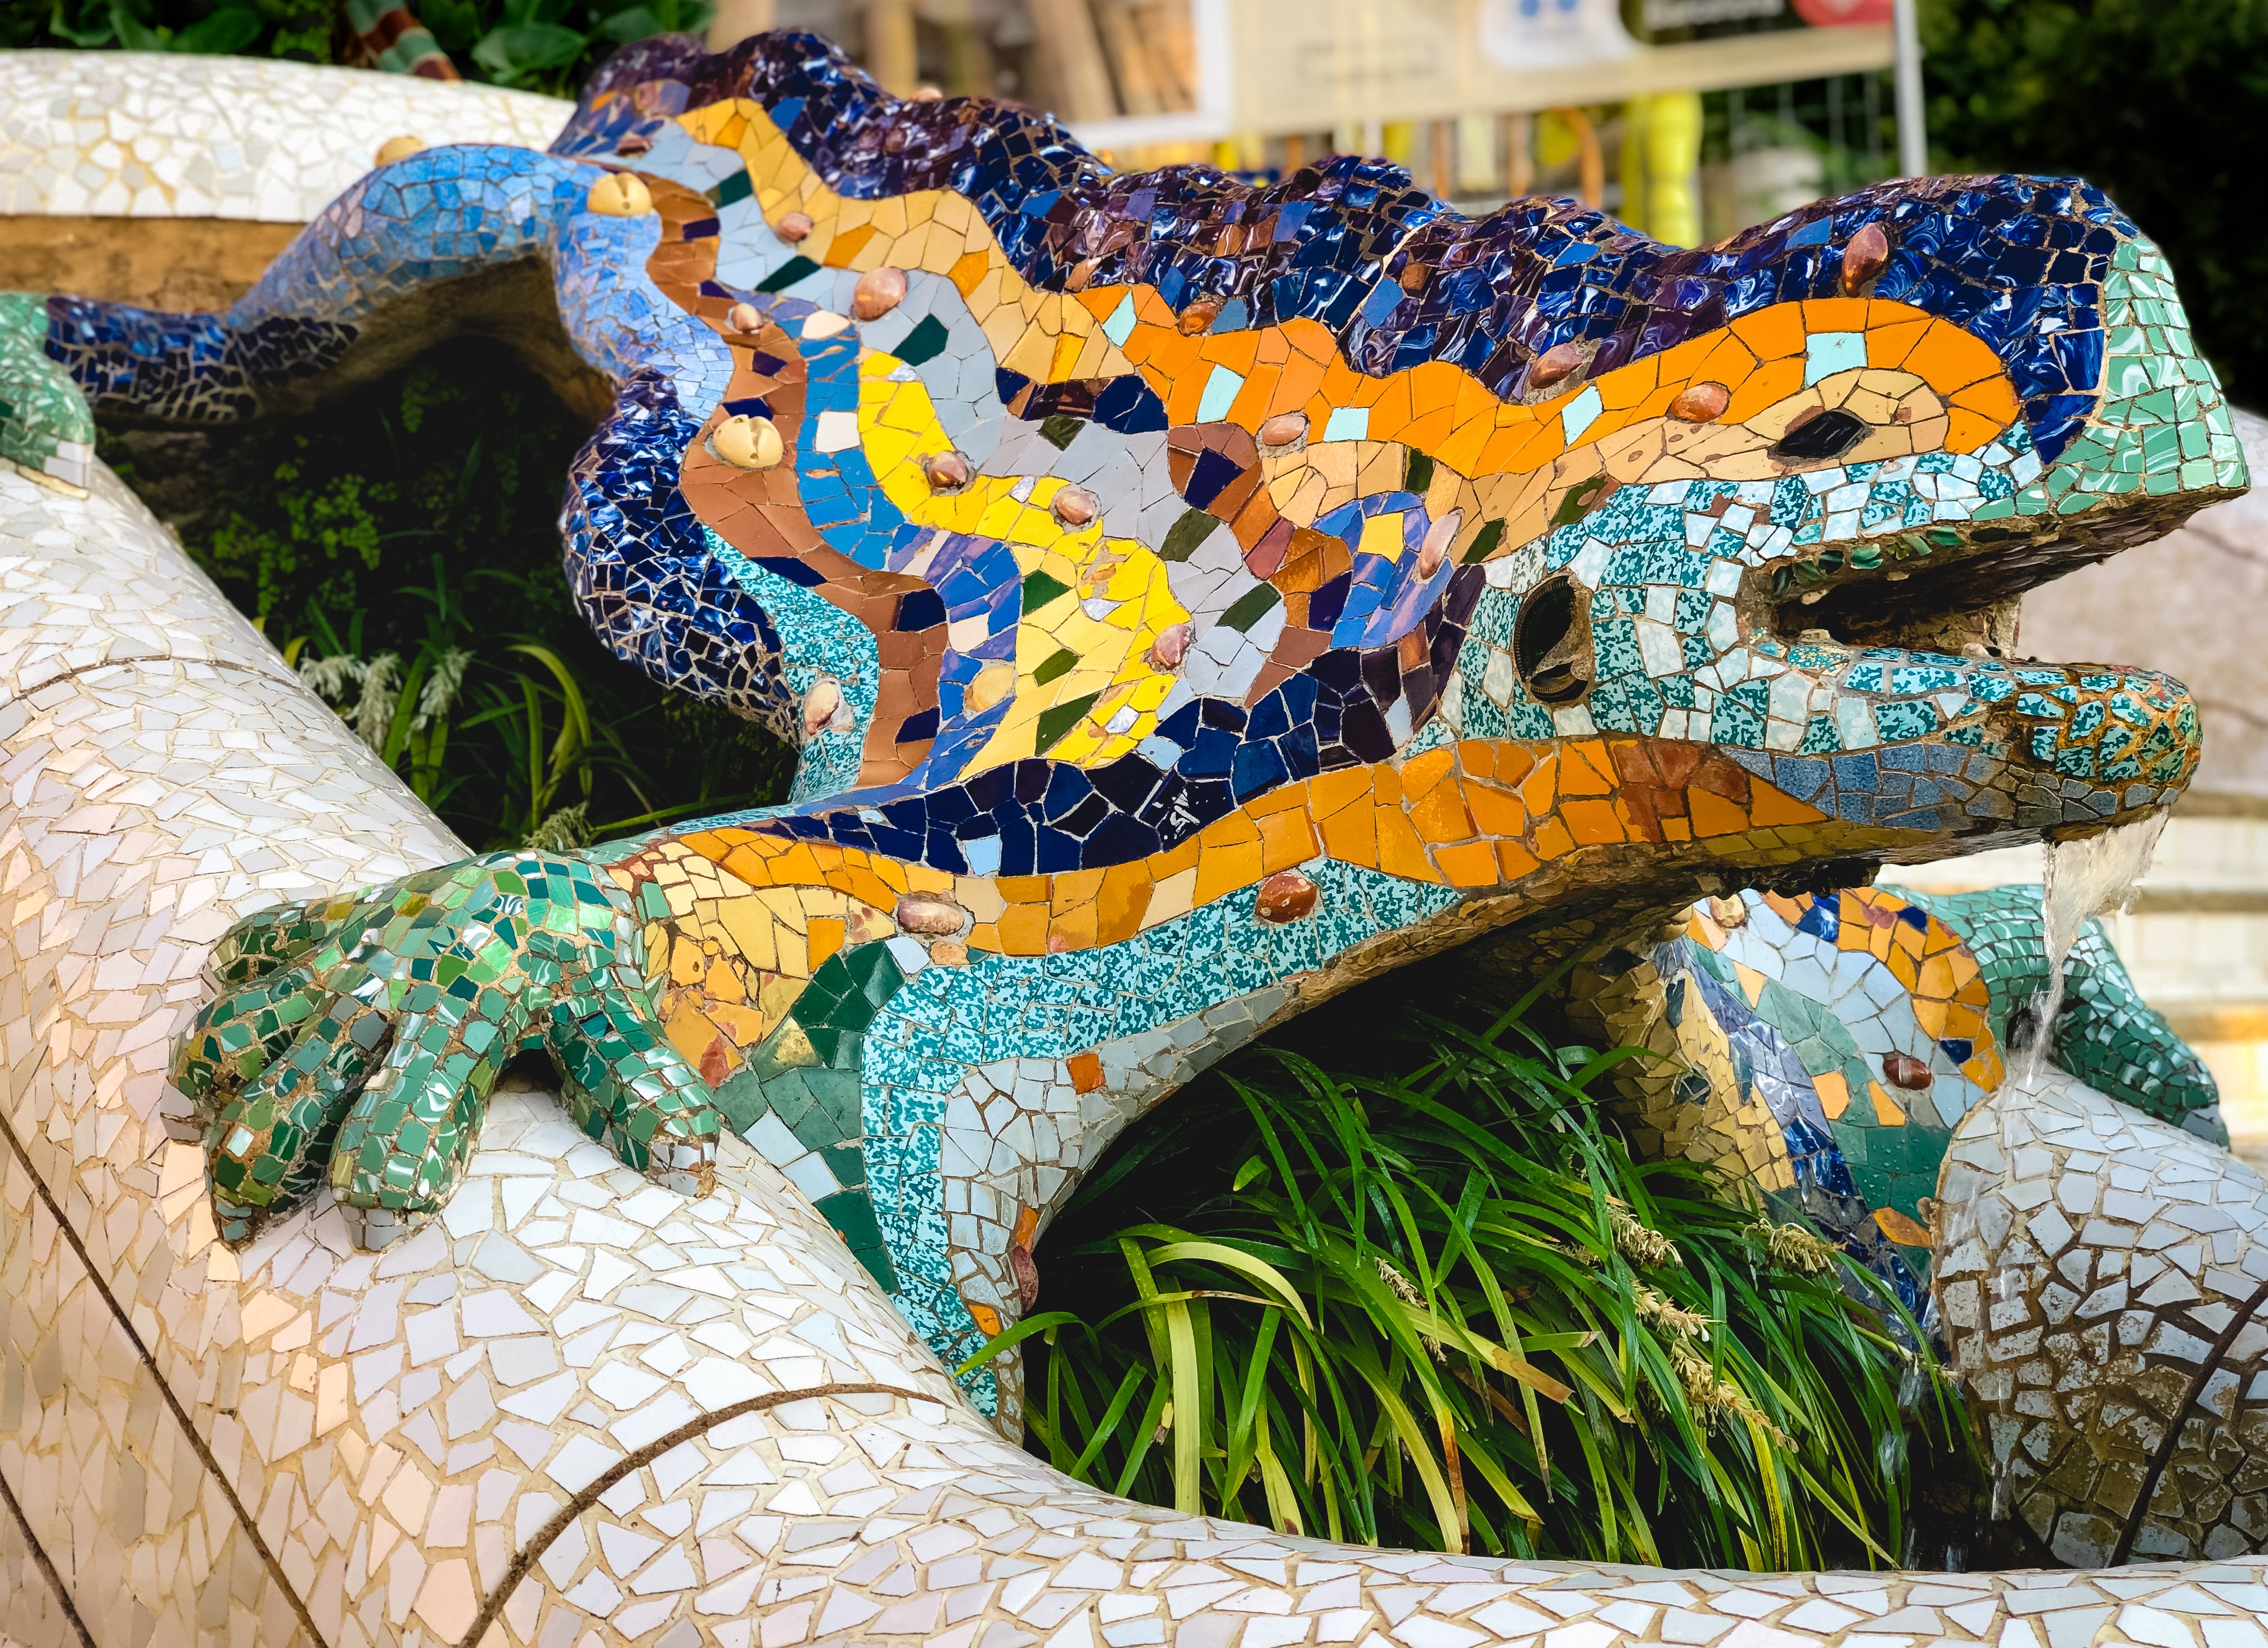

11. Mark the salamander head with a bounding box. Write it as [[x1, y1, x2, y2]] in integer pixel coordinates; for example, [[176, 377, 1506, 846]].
[[1432, 220, 2233, 880]]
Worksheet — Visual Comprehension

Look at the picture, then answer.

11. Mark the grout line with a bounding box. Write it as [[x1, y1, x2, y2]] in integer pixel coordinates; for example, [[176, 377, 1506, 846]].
[[0, 1447, 98, 1648], [4, 651, 292, 714], [2110, 1271, 2268, 1566], [0, 1103, 329, 1647], [457, 1381, 941, 1648]]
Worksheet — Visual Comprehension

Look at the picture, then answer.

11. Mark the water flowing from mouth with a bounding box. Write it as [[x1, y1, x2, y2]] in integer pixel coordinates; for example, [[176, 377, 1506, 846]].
[[2016, 812, 2169, 1087], [1971, 811, 2170, 1537]]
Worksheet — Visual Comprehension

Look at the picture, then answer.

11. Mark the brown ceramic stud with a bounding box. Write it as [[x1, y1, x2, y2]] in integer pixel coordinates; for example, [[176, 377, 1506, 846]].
[[1149, 622, 1192, 670], [1255, 870, 1318, 924], [1528, 341, 1586, 391], [894, 894, 969, 936], [1840, 222, 1891, 294], [853, 266, 908, 321], [924, 450, 971, 491], [1258, 412, 1308, 448], [726, 301, 762, 334], [614, 133, 652, 157], [1176, 298, 1221, 336], [1882, 1051, 1934, 1090], [586, 172, 654, 217], [1051, 487, 1099, 528], [776, 210, 814, 242], [965, 659, 1014, 713], [1669, 381, 1731, 422], [800, 677, 841, 736], [1415, 510, 1462, 578]]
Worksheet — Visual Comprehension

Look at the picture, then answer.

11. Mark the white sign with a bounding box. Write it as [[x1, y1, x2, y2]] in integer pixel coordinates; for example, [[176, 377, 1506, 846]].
[[1480, 0, 1639, 71]]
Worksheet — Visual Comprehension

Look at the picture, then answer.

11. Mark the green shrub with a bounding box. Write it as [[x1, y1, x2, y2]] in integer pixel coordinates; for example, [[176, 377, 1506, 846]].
[[990, 971, 1974, 1569], [101, 340, 794, 849], [8, 0, 709, 93], [1922, 0, 2268, 406]]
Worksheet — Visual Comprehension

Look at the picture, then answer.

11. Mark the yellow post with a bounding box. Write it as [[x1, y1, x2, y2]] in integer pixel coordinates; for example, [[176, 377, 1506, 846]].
[[1642, 91, 1703, 248], [863, 0, 919, 97], [1541, 108, 1603, 210], [1210, 134, 1265, 174]]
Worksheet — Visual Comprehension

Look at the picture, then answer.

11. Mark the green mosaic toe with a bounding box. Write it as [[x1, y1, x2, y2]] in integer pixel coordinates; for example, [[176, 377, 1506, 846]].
[[0, 292, 94, 492], [208, 990, 390, 1236], [544, 994, 719, 1183], [171, 852, 723, 1244], [206, 891, 372, 988]]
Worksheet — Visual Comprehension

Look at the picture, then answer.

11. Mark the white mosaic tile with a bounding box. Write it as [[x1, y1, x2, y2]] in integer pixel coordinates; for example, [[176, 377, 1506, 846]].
[[1940, 1070, 2268, 1567], [0, 51, 571, 223]]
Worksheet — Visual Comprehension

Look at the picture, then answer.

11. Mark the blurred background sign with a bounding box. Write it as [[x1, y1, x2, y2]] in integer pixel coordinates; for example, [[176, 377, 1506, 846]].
[[1480, 0, 1638, 74], [762, 0, 1890, 148], [754, 0, 1908, 252], [1216, 0, 1886, 136]]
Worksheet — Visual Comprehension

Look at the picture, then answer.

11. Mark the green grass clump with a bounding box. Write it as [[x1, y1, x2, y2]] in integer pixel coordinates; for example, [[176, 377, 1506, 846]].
[[102, 339, 795, 850], [15, 0, 712, 97], [975, 972, 1970, 1570]]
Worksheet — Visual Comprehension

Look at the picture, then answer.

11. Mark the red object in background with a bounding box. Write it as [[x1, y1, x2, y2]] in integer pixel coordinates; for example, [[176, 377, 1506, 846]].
[[1793, 0, 1894, 23]]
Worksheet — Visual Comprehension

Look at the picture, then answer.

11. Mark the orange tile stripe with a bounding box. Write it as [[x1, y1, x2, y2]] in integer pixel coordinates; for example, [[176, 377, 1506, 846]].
[[674, 96, 2025, 510], [1833, 886, 2004, 1089], [1090, 291, 2023, 476], [662, 737, 1842, 958]]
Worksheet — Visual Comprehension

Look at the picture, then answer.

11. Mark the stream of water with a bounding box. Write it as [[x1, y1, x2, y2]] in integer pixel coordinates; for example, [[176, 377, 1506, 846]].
[[2016, 812, 2169, 1086], [1982, 811, 2168, 1533]]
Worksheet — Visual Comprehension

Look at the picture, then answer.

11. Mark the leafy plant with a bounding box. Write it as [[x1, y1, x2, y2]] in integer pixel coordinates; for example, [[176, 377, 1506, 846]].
[[293, 635, 474, 804], [456, 0, 710, 88], [983, 968, 1974, 1569], [101, 339, 796, 850], [11, 0, 712, 93], [1920, 0, 2268, 405], [43, 0, 270, 55], [290, 554, 660, 846]]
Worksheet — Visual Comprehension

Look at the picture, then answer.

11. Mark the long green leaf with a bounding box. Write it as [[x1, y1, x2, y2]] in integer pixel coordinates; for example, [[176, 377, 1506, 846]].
[[1023, 969, 1966, 1566]]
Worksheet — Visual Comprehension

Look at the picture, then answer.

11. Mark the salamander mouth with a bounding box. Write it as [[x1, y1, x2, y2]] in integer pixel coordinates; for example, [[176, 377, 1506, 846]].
[[1758, 470, 2242, 661], [1691, 463, 2232, 843]]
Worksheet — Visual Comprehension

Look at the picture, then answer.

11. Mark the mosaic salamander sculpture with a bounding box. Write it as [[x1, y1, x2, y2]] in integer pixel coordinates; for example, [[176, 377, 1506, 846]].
[[8, 31, 2268, 1642], [0, 31, 2245, 1433]]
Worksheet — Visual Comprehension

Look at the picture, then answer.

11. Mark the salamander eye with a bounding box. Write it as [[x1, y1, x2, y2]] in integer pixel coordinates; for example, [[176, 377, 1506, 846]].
[[1514, 575, 1592, 706], [1772, 408, 1872, 463]]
